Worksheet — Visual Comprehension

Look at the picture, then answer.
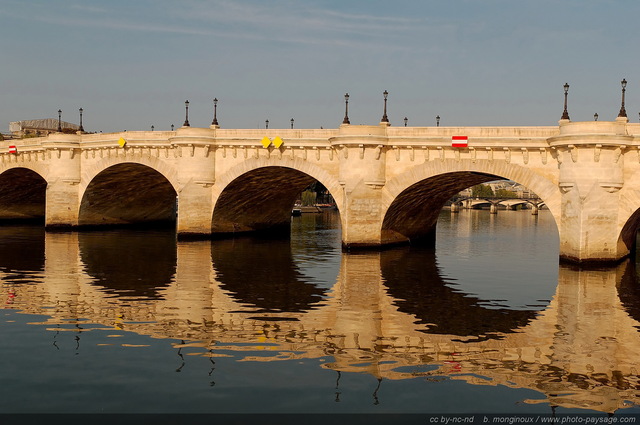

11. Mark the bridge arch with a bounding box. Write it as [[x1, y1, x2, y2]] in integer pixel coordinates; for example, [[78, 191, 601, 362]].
[[211, 157, 344, 235], [0, 166, 48, 221], [80, 155, 179, 194], [0, 161, 49, 181], [467, 199, 495, 209], [380, 159, 561, 245], [78, 162, 178, 227]]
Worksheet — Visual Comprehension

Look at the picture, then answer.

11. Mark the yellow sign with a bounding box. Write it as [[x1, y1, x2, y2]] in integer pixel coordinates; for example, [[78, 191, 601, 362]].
[[260, 136, 285, 148], [118, 137, 127, 147]]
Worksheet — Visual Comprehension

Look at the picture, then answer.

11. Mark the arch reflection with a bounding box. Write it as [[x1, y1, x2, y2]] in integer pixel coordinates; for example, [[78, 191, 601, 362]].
[[1, 230, 639, 413], [0, 226, 45, 287], [617, 259, 640, 324], [211, 236, 328, 314], [380, 247, 538, 340], [78, 229, 176, 299]]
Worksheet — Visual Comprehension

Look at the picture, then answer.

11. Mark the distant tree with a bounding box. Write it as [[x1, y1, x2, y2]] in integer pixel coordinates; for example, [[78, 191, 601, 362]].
[[301, 190, 317, 206], [300, 181, 334, 205], [495, 189, 514, 198], [0, 133, 4, 141], [471, 184, 494, 198]]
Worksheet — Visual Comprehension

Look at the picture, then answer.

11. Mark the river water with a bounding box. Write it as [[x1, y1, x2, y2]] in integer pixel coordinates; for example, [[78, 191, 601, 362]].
[[1, 209, 640, 418]]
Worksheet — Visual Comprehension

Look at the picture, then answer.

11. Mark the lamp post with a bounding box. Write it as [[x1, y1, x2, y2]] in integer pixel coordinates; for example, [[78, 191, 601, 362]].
[[561, 83, 570, 120], [79, 108, 84, 132], [404, 117, 408, 127], [290, 118, 294, 129], [265, 119, 269, 129], [342, 93, 350, 124], [183, 100, 190, 127], [381, 90, 389, 123], [618, 79, 627, 118], [211, 98, 219, 126], [436, 115, 440, 127], [594, 113, 598, 121], [57, 109, 62, 132]]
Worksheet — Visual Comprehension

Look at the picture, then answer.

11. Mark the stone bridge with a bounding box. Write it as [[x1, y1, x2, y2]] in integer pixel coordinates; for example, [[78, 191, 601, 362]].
[[453, 197, 546, 214], [2, 117, 640, 263]]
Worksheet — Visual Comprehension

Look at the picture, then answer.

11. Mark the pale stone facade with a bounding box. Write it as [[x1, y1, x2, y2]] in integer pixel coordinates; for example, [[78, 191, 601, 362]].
[[1, 119, 640, 263]]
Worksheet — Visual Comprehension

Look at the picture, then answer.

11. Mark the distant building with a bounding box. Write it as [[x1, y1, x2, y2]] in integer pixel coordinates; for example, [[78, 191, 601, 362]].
[[459, 180, 539, 199], [9, 118, 80, 137]]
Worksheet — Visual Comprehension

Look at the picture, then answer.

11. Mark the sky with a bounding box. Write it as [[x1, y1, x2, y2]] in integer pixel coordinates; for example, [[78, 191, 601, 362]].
[[1, 0, 639, 133]]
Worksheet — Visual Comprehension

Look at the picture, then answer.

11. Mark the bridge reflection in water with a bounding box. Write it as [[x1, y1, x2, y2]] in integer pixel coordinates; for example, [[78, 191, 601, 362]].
[[2, 223, 640, 414]]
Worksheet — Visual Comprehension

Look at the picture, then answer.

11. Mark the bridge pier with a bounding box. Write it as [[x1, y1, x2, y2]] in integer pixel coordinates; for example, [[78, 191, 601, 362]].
[[334, 125, 388, 249], [558, 185, 627, 263], [173, 128, 216, 239], [45, 180, 81, 228], [552, 120, 631, 264], [341, 182, 387, 249], [176, 182, 215, 238], [43, 134, 81, 228]]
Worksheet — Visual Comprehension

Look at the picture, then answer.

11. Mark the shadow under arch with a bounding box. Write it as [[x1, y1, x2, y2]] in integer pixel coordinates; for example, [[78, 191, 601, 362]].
[[380, 246, 539, 341], [78, 229, 177, 299], [79, 152, 180, 194], [211, 165, 340, 237], [0, 167, 47, 222], [211, 236, 328, 314], [617, 208, 640, 258], [79, 163, 177, 227]]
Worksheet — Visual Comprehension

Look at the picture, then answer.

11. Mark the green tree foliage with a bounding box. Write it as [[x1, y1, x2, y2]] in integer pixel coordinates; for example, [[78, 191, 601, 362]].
[[301, 190, 317, 206], [300, 181, 334, 205], [495, 189, 515, 198], [471, 184, 494, 198]]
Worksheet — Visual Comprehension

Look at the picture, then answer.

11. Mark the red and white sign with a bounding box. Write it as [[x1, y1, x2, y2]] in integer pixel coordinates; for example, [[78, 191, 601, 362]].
[[451, 136, 468, 147], [8, 145, 17, 154]]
